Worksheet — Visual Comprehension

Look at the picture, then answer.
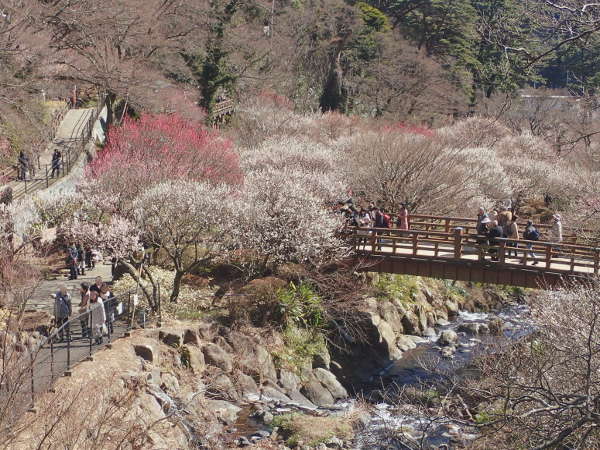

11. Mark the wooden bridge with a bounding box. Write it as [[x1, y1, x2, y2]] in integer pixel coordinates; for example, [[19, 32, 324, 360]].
[[349, 214, 600, 289]]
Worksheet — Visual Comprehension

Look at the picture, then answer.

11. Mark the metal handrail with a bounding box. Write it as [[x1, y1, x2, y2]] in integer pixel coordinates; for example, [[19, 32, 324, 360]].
[[4, 96, 105, 200], [6, 287, 147, 410]]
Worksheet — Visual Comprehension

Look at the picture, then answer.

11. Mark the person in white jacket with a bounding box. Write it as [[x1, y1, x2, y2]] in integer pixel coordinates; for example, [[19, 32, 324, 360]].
[[551, 214, 563, 243], [88, 291, 106, 345]]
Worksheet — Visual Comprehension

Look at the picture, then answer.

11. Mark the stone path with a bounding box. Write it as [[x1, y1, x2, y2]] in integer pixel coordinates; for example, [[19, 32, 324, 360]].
[[28, 262, 113, 314]]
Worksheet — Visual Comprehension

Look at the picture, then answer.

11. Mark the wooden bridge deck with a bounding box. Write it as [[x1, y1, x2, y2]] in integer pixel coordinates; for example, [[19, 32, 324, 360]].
[[349, 215, 600, 288]]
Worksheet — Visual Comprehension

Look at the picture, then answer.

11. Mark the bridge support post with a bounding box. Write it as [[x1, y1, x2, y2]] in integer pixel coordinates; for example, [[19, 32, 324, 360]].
[[595, 249, 600, 275], [453, 227, 463, 259]]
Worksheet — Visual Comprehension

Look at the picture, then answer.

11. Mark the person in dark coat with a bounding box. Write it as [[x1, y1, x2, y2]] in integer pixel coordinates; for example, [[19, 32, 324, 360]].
[[77, 244, 86, 275], [67, 248, 78, 280], [53, 285, 72, 341], [18, 151, 29, 180], [51, 149, 61, 178], [487, 220, 504, 261]]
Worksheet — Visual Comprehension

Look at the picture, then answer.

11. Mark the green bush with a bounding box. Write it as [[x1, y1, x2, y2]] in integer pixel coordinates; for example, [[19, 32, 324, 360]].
[[374, 274, 419, 304], [276, 282, 325, 329]]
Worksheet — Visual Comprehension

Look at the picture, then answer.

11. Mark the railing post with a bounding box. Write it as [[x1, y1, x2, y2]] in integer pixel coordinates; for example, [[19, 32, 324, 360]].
[[66, 327, 71, 374], [50, 338, 54, 382], [444, 218, 450, 233], [453, 227, 463, 259], [45, 165, 49, 188], [595, 249, 600, 275], [498, 240, 506, 264], [545, 244, 552, 269], [412, 232, 418, 256], [29, 351, 35, 412], [88, 310, 93, 358]]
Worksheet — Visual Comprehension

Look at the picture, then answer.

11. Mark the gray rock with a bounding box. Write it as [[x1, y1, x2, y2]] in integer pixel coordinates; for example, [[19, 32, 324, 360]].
[[313, 368, 348, 400], [261, 386, 292, 403], [235, 371, 259, 398], [423, 327, 437, 338], [214, 335, 235, 353], [198, 321, 215, 340], [313, 352, 331, 369], [396, 335, 417, 352], [159, 329, 183, 347], [288, 390, 317, 409], [369, 312, 402, 360], [301, 377, 335, 407], [183, 329, 201, 346], [202, 343, 233, 372], [212, 373, 239, 400], [253, 430, 271, 439], [437, 330, 458, 346], [205, 399, 241, 424], [279, 369, 301, 393], [259, 411, 274, 425], [488, 317, 504, 336], [458, 322, 486, 335], [237, 436, 251, 447], [445, 300, 459, 317], [134, 344, 159, 364], [325, 437, 345, 448], [441, 346, 456, 358], [160, 373, 179, 395], [184, 345, 205, 374], [378, 300, 404, 334]]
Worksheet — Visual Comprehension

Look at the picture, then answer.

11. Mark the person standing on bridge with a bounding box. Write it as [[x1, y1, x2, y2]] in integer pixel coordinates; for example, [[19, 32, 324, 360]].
[[551, 214, 563, 244], [476, 207, 488, 234], [397, 204, 409, 231], [506, 215, 520, 257], [53, 285, 72, 342], [487, 220, 503, 261], [50, 149, 61, 178], [522, 220, 540, 265]]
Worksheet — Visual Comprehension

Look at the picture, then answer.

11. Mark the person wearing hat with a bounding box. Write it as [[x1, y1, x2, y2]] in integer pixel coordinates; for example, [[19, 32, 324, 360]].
[[477, 207, 490, 235], [551, 214, 563, 244]]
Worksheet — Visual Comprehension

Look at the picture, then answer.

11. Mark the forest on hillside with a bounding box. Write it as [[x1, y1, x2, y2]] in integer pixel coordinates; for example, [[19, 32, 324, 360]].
[[1, 0, 600, 127]]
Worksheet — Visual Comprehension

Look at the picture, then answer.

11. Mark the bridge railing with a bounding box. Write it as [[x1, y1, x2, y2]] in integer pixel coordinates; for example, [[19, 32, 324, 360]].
[[350, 226, 600, 276], [406, 213, 597, 245]]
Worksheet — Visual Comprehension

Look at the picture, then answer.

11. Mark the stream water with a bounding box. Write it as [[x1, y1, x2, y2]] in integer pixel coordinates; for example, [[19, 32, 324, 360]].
[[355, 301, 535, 449]]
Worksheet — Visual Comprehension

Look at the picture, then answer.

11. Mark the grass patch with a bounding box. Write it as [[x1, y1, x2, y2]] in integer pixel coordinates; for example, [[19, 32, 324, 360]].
[[272, 413, 356, 446], [373, 274, 419, 305], [273, 325, 327, 373]]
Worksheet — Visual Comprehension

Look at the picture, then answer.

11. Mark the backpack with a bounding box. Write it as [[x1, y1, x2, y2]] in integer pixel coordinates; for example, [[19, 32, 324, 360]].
[[525, 227, 540, 241]]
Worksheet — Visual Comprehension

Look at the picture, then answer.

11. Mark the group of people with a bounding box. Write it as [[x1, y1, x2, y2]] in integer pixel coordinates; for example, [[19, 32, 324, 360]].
[[53, 276, 116, 344], [66, 243, 101, 280], [476, 207, 563, 263], [340, 201, 411, 231], [340, 200, 564, 265], [16, 149, 62, 181]]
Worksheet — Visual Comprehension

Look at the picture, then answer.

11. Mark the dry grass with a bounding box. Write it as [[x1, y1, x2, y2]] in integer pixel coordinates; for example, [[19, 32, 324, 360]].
[[273, 409, 364, 447]]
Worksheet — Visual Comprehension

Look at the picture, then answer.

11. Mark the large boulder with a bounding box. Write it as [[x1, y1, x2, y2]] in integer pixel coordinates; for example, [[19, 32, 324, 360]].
[[396, 335, 417, 352], [210, 373, 239, 401], [313, 368, 348, 400], [183, 329, 201, 346], [261, 382, 292, 403], [182, 345, 205, 374], [159, 329, 183, 348], [234, 371, 259, 398], [202, 343, 233, 372], [226, 331, 277, 381], [378, 301, 405, 335], [370, 313, 402, 360], [204, 399, 241, 425], [279, 369, 301, 394], [438, 330, 458, 346], [301, 376, 335, 407], [134, 343, 159, 364]]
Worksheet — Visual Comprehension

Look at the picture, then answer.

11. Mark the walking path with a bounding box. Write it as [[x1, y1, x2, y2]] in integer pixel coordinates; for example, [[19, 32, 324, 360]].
[[2, 107, 96, 200]]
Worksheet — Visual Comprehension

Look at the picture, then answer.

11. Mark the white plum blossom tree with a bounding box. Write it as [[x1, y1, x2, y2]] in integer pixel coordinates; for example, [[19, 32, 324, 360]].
[[228, 168, 348, 273], [132, 180, 234, 302]]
